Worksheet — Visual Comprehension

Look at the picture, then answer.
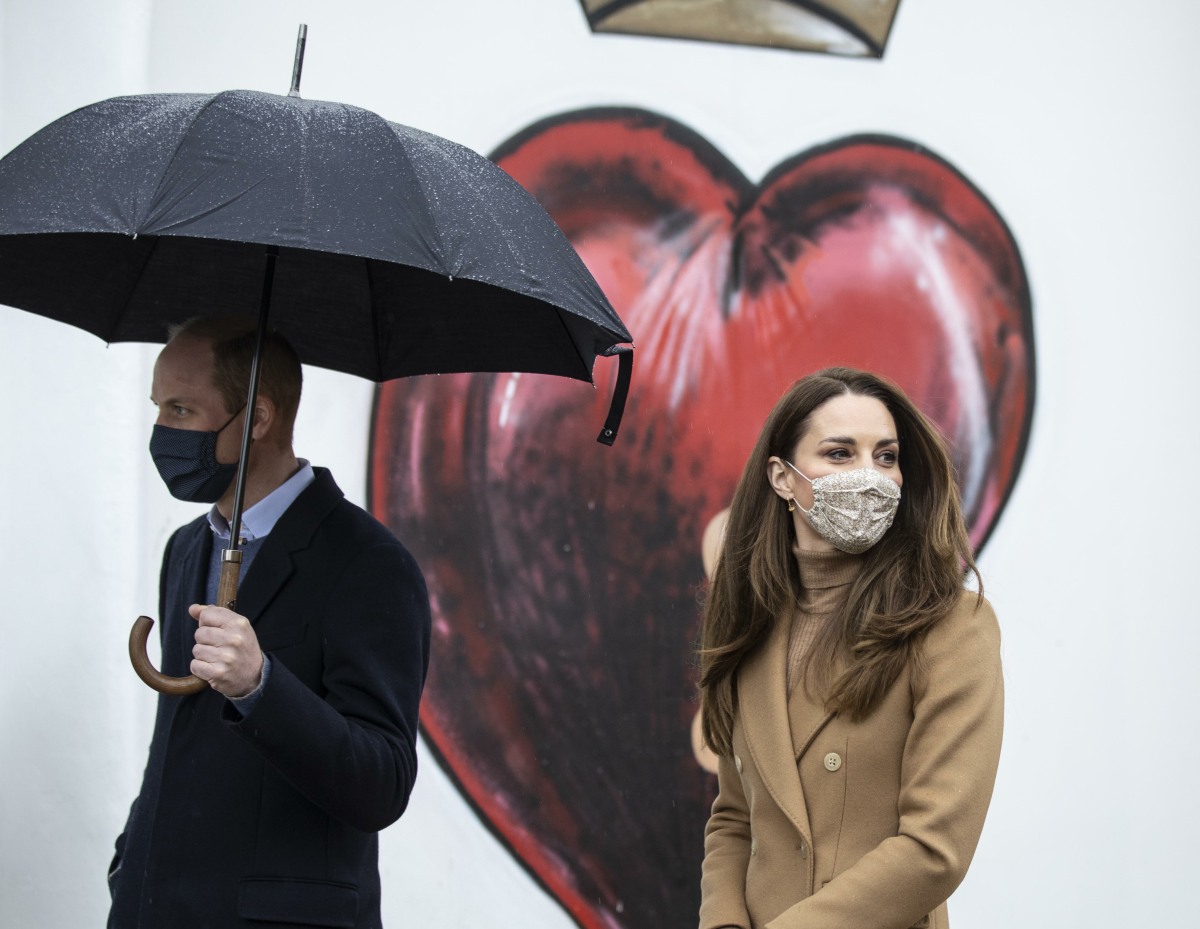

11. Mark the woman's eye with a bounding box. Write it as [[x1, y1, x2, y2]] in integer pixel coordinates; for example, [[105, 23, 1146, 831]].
[[877, 450, 898, 465], [827, 448, 850, 461]]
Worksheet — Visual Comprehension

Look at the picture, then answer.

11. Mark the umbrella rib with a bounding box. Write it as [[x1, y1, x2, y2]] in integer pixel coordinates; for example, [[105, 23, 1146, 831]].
[[110, 233, 165, 343], [384, 123, 450, 272], [139, 93, 224, 231], [144, 178, 268, 236], [549, 303, 592, 382]]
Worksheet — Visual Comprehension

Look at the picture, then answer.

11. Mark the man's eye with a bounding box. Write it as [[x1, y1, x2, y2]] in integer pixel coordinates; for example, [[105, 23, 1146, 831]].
[[173, 406, 188, 416]]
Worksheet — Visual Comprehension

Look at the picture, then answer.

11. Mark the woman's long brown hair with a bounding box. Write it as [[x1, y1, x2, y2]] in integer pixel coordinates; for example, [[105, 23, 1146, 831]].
[[698, 367, 980, 758]]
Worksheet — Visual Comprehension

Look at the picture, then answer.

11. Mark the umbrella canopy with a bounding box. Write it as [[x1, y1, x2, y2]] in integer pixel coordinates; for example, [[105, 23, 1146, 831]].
[[0, 89, 632, 393], [0, 82, 634, 695]]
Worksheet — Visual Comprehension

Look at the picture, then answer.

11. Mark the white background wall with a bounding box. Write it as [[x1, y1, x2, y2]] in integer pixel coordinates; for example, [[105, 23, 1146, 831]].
[[1, 1, 1197, 926]]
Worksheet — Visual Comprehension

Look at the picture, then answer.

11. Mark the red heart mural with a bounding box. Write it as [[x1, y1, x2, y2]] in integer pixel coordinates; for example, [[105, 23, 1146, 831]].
[[369, 108, 1033, 929]]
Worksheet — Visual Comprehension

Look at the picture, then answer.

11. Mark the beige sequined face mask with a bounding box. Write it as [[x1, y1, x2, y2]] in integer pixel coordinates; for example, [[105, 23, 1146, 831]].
[[785, 461, 901, 554]]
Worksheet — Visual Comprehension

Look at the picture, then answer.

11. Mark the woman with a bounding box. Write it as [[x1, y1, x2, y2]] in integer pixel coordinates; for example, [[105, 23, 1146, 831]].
[[698, 367, 1003, 929]]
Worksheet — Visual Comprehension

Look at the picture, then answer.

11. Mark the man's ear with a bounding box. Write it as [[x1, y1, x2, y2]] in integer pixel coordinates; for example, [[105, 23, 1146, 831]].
[[250, 395, 275, 442], [766, 456, 795, 502]]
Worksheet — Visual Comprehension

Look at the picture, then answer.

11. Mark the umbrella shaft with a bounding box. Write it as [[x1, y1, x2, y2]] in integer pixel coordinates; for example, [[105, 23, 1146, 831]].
[[226, 245, 279, 559]]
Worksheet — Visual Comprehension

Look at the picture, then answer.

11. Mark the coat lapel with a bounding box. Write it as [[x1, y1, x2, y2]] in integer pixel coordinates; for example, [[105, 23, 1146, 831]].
[[234, 468, 343, 629], [788, 647, 847, 761], [789, 688, 837, 763], [234, 537, 295, 624], [738, 615, 812, 841]]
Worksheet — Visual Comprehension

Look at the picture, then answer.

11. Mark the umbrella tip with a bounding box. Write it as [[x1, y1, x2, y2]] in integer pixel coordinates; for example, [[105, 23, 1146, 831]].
[[288, 23, 308, 98]]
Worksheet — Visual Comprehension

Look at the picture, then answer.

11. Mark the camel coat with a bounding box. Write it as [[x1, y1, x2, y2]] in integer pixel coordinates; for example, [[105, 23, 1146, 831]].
[[699, 591, 1003, 929]]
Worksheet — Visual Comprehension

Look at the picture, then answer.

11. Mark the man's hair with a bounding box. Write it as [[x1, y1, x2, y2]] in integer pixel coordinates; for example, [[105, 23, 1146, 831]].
[[167, 316, 303, 447]]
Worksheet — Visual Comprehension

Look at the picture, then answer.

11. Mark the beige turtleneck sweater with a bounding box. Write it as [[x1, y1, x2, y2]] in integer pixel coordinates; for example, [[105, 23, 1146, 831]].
[[786, 545, 864, 696]]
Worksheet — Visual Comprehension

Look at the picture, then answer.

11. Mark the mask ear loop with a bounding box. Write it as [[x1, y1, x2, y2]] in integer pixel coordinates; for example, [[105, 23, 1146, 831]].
[[784, 460, 814, 515], [216, 404, 247, 435]]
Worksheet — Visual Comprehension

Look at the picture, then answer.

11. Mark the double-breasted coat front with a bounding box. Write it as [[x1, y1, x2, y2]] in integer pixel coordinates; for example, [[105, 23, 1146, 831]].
[[699, 589, 1003, 929]]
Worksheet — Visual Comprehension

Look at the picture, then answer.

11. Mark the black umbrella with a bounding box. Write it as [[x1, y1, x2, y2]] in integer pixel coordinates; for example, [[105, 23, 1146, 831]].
[[0, 29, 633, 694]]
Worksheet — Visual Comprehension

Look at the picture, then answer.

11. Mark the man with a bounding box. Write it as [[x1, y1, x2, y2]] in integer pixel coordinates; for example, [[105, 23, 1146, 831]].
[[108, 317, 431, 929]]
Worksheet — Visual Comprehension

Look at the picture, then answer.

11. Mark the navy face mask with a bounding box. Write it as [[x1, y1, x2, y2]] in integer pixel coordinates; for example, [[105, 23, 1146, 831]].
[[149, 408, 243, 503]]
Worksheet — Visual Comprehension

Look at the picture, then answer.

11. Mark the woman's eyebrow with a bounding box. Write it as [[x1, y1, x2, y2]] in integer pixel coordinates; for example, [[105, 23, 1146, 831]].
[[816, 436, 899, 446]]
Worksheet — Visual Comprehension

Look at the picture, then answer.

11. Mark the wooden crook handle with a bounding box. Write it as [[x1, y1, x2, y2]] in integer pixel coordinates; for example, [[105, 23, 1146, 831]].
[[129, 616, 207, 696]]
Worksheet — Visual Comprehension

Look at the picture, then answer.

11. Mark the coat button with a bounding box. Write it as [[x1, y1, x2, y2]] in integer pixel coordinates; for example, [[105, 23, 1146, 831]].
[[798, 840, 808, 858], [734, 754, 743, 773], [750, 837, 757, 856], [823, 752, 842, 772]]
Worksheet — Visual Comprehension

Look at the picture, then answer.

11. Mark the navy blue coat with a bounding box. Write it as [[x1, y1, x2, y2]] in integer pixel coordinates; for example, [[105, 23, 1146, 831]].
[[109, 469, 431, 929]]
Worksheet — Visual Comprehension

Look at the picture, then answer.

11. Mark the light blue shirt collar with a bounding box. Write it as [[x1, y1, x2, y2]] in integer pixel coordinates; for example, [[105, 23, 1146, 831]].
[[207, 459, 316, 542]]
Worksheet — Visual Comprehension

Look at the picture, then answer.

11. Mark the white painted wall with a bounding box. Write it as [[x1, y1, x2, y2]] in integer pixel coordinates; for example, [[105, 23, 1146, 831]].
[[1, 1, 1197, 926]]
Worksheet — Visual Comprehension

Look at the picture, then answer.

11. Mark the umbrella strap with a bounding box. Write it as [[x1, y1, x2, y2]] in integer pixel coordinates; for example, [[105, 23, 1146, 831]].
[[596, 347, 633, 446]]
